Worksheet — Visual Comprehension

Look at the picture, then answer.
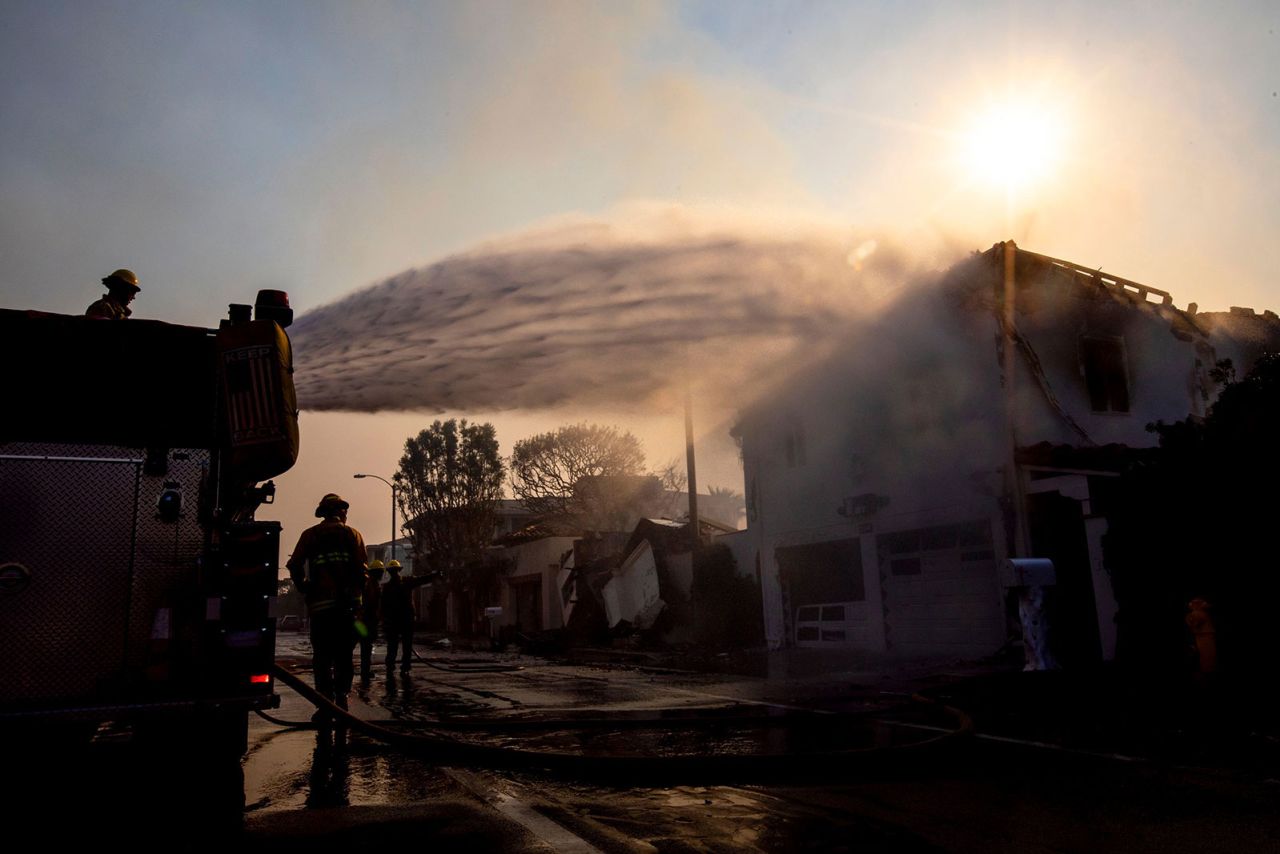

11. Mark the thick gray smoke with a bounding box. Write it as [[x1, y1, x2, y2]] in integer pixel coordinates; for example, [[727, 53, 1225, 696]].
[[291, 208, 957, 413]]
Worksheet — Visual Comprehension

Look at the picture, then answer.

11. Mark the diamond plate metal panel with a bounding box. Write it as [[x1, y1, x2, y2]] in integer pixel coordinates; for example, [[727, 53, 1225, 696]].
[[0, 443, 209, 706], [0, 442, 140, 703], [125, 448, 209, 671]]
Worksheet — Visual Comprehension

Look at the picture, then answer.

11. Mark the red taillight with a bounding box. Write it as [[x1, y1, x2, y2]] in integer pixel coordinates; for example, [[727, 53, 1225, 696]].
[[249, 673, 271, 684]]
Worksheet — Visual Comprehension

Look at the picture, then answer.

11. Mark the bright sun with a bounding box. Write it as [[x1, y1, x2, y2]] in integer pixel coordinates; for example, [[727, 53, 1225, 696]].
[[962, 100, 1066, 192]]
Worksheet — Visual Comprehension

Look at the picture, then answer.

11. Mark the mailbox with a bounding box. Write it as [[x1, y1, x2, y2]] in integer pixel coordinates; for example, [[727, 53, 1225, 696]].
[[1002, 557, 1056, 587]]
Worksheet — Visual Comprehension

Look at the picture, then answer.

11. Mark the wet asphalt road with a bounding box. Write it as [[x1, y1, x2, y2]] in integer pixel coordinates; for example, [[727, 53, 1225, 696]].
[[10, 636, 1279, 852], [231, 636, 1280, 853]]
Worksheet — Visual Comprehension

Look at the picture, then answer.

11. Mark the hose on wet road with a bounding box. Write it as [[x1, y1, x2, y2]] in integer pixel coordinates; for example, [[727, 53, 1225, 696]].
[[266, 661, 974, 781], [412, 648, 524, 673]]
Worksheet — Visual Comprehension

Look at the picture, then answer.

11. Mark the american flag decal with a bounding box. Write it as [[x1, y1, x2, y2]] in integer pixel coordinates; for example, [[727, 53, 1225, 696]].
[[224, 345, 282, 446]]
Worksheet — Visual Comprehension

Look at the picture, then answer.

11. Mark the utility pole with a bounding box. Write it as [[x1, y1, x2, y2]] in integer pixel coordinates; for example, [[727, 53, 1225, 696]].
[[1001, 240, 1030, 558], [685, 382, 700, 552]]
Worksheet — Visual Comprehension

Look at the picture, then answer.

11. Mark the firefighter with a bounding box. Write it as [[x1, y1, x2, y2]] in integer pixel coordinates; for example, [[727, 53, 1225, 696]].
[[1186, 596, 1218, 681], [358, 559, 385, 682], [382, 559, 428, 674], [85, 268, 141, 319], [286, 493, 367, 718]]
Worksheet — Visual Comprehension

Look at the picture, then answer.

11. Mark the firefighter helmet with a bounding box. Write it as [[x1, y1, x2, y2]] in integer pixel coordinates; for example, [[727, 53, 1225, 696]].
[[386, 559, 402, 573], [102, 269, 140, 291], [368, 559, 384, 570], [314, 493, 350, 517]]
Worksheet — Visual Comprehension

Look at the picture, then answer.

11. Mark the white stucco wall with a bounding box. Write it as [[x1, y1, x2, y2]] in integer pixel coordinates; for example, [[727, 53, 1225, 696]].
[[498, 536, 577, 631], [737, 254, 1213, 657]]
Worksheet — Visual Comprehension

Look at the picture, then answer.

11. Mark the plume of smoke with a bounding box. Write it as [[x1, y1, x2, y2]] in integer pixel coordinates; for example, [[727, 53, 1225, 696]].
[[291, 205, 959, 414]]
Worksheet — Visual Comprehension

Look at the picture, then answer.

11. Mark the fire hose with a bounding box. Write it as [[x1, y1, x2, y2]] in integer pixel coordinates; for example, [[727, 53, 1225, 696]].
[[263, 661, 974, 781], [411, 647, 524, 673]]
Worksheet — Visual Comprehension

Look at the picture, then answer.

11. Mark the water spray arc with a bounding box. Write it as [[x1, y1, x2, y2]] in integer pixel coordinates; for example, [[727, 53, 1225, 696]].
[[289, 211, 947, 416]]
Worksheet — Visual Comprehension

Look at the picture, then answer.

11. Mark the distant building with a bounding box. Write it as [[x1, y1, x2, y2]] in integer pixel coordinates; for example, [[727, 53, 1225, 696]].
[[725, 242, 1280, 661], [408, 483, 744, 638], [365, 538, 413, 570], [492, 499, 536, 540]]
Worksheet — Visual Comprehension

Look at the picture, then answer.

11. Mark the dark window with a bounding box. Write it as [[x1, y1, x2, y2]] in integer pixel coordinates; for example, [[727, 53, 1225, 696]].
[[1081, 336, 1130, 413], [957, 522, 993, 547], [797, 605, 821, 622], [821, 629, 847, 642], [921, 526, 958, 551], [891, 557, 922, 575], [880, 530, 919, 555], [821, 605, 846, 621], [879, 521, 994, 575], [776, 538, 864, 603]]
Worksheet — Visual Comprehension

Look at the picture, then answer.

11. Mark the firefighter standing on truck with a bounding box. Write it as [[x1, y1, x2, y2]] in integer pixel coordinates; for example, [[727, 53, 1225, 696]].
[[85, 268, 140, 319], [286, 493, 367, 719]]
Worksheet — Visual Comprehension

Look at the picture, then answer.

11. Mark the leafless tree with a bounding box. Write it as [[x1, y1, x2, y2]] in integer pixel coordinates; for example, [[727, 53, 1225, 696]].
[[647, 456, 688, 518], [512, 423, 675, 532]]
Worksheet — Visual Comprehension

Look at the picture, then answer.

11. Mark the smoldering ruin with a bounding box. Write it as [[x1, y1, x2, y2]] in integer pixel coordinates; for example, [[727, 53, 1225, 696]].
[[291, 208, 1280, 677]]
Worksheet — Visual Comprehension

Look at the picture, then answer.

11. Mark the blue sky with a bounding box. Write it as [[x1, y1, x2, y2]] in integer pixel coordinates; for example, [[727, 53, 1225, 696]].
[[4, 1, 1277, 316], [2, 0, 1276, 541]]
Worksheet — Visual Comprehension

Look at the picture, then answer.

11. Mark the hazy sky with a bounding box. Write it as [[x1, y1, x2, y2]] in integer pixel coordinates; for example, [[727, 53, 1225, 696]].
[[2, 1, 1277, 547]]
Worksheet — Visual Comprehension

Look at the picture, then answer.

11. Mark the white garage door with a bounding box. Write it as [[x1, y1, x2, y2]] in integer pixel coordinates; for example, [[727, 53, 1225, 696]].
[[877, 521, 1004, 658]]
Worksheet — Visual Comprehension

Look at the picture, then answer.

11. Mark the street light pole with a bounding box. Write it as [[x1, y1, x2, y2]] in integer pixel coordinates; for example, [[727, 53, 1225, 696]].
[[354, 473, 397, 562]]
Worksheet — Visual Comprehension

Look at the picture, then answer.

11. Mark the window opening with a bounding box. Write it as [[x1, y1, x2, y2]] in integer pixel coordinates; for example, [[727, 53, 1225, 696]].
[[1081, 336, 1130, 413]]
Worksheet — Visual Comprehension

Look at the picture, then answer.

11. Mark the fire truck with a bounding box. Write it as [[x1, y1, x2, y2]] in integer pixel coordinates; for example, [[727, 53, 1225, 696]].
[[0, 291, 298, 812]]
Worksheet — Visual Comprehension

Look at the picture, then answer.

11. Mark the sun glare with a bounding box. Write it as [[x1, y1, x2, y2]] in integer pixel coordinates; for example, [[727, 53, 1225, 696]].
[[962, 101, 1066, 192]]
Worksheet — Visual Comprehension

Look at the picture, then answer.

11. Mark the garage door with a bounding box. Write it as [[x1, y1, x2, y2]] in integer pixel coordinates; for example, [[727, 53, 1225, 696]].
[[877, 521, 1003, 658], [776, 538, 872, 648]]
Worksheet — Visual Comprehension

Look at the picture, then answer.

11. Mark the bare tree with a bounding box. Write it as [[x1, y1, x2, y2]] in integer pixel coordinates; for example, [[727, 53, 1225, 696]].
[[648, 456, 688, 518], [394, 419, 504, 589], [511, 423, 662, 532], [652, 456, 688, 494]]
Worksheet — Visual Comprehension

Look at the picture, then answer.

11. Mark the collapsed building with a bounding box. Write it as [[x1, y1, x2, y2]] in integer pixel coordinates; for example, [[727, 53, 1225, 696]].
[[376, 491, 744, 644], [720, 242, 1280, 662]]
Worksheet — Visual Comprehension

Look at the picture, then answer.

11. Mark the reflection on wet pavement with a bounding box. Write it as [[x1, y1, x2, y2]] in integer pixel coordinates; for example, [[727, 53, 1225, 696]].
[[248, 645, 946, 817]]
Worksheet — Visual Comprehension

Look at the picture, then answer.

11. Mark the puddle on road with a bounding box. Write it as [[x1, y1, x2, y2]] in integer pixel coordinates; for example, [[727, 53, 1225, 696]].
[[246, 679, 455, 814], [244, 729, 455, 813], [270, 658, 952, 763]]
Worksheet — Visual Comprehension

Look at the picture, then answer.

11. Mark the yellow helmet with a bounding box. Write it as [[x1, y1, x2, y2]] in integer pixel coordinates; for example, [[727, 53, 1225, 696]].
[[368, 559, 385, 570], [102, 269, 140, 291], [386, 559, 402, 572]]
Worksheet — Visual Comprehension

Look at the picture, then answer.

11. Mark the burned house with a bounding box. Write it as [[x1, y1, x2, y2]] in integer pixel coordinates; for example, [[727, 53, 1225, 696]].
[[493, 534, 579, 636], [549, 516, 741, 646], [412, 489, 738, 642], [725, 242, 1279, 661]]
